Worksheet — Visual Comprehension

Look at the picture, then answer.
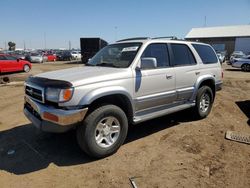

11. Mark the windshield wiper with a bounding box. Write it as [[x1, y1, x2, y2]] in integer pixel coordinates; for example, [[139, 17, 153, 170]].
[[96, 62, 117, 67]]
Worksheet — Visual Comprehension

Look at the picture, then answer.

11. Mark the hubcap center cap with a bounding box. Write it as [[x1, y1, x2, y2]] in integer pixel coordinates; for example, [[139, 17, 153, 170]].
[[102, 125, 110, 135]]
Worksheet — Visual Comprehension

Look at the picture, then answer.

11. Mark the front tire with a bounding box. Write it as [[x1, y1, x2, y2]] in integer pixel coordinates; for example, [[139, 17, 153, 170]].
[[76, 105, 128, 158], [23, 64, 30, 73], [194, 86, 213, 119], [241, 64, 250, 72]]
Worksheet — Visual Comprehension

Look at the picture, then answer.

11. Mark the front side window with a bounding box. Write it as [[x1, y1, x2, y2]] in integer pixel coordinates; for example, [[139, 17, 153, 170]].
[[171, 44, 196, 66], [88, 43, 142, 68], [141, 43, 170, 68], [192, 44, 218, 64]]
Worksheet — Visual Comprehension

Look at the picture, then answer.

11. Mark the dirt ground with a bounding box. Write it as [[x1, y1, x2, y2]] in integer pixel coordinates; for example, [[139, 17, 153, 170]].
[[0, 62, 249, 188]]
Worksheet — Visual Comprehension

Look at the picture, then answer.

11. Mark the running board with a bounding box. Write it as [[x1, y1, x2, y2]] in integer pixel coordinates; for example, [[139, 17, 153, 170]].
[[133, 103, 195, 124]]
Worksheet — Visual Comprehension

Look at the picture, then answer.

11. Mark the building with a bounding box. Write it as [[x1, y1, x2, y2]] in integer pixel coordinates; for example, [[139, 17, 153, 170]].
[[185, 25, 250, 56]]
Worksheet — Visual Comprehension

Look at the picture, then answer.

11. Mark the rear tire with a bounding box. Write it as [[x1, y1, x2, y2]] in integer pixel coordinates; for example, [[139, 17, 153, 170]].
[[76, 105, 128, 158], [194, 86, 213, 119]]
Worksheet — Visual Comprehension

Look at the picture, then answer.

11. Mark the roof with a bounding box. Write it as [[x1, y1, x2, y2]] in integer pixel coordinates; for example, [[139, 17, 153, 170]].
[[185, 25, 250, 39]]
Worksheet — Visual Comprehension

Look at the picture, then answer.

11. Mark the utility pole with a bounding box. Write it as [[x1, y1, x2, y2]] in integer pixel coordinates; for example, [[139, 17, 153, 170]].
[[44, 32, 47, 50], [115, 26, 118, 41], [69, 40, 71, 50], [4, 41, 7, 50], [23, 40, 26, 50]]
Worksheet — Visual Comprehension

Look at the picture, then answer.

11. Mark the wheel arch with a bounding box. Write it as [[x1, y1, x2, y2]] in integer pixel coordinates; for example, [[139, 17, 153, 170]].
[[23, 64, 31, 72], [79, 87, 134, 124], [191, 75, 216, 102]]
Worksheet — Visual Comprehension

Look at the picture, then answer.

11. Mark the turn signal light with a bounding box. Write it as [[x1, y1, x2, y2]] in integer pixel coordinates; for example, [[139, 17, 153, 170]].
[[43, 112, 59, 122], [63, 89, 72, 101], [59, 88, 74, 102]]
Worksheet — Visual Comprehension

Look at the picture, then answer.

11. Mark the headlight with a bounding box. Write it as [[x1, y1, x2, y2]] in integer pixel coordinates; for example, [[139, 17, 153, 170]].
[[45, 87, 74, 102]]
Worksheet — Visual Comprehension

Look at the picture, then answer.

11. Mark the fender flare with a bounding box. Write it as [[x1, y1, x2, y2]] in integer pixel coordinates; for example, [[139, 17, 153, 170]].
[[190, 75, 215, 102], [79, 86, 134, 111]]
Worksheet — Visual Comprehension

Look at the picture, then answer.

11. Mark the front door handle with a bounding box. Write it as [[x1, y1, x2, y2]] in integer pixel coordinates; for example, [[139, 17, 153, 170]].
[[166, 75, 173, 79], [195, 71, 200, 75]]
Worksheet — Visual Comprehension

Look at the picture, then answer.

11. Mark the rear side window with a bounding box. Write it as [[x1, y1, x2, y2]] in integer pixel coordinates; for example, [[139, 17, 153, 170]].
[[192, 44, 218, 64], [5, 56, 17, 60], [0, 56, 6, 60], [171, 44, 196, 66]]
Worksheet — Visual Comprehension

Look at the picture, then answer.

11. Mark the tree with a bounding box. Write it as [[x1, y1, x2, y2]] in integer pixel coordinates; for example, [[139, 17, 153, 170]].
[[8, 41, 16, 51]]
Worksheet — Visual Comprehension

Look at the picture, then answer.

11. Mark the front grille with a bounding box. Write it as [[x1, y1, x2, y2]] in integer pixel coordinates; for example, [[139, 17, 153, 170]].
[[24, 102, 42, 120], [25, 84, 44, 103]]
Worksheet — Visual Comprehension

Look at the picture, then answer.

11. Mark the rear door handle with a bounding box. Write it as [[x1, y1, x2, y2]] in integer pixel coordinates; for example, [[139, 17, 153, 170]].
[[166, 75, 173, 79]]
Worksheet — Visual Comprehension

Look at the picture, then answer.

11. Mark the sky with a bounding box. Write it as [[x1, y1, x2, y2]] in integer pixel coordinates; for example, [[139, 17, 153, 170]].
[[0, 0, 250, 49]]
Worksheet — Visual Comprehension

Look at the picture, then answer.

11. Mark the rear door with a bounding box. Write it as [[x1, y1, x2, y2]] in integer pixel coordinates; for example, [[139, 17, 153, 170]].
[[0, 55, 8, 72], [169, 43, 200, 102]]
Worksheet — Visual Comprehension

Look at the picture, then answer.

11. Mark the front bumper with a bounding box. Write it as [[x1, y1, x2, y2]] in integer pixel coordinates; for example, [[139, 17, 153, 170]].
[[23, 96, 88, 133]]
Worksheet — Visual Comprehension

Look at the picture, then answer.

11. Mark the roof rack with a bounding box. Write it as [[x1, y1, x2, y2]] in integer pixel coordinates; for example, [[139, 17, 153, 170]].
[[152, 36, 178, 40], [116, 36, 184, 42], [117, 37, 150, 42]]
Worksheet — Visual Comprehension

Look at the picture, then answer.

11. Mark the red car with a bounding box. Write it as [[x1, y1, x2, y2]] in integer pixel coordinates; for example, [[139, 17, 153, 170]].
[[0, 54, 32, 73], [45, 54, 57, 61]]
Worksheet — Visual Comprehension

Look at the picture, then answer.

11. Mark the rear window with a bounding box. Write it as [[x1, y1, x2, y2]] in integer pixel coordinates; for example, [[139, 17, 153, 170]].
[[192, 44, 218, 64]]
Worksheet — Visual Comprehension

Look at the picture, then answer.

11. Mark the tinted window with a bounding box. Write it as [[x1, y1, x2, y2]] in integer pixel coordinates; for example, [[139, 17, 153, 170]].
[[171, 44, 196, 66], [5, 56, 17, 60], [0, 56, 6, 60], [192, 44, 218, 64], [142, 43, 170, 68]]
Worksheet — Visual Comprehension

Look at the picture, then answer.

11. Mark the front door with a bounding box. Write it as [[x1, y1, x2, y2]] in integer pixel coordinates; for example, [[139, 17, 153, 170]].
[[134, 43, 176, 112]]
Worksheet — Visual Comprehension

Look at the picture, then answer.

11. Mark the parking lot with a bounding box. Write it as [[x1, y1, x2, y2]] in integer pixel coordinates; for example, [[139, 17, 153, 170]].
[[0, 62, 249, 187]]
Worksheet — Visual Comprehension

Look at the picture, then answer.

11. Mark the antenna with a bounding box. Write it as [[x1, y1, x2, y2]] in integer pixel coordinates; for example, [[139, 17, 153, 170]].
[[204, 16, 207, 27]]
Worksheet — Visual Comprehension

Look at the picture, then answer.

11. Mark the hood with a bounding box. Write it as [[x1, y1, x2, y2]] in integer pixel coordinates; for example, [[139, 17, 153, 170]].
[[35, 66, 132, 87]]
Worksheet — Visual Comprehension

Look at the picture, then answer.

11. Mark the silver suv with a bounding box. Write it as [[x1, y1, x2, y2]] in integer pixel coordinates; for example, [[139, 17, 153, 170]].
[[24, 37, 223, 158]]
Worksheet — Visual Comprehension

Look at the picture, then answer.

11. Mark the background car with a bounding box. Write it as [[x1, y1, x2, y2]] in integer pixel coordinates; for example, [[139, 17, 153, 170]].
[[26, 52, 48, 63], [231, 51, 245, 56], [228, 51, 246, 65], [45, 53, 57, 61], [71, 51, 81, 60], [231, 55, 250, 71], [0, 54, 32, 73], [216, 53, 223, 63], [56, 51, 72, 61]]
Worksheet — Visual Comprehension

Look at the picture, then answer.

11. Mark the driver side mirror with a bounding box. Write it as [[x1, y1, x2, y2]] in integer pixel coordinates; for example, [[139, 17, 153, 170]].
[[17, 59, 20, 62], [140, 57, 157, 69]]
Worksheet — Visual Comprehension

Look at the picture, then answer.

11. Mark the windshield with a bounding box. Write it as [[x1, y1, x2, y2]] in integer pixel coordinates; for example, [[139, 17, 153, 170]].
[[87, 42, 142, 68]]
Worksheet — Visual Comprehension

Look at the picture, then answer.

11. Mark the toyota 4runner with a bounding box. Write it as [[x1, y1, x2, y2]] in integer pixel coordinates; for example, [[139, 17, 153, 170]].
[[24, 37, 223, 158]]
